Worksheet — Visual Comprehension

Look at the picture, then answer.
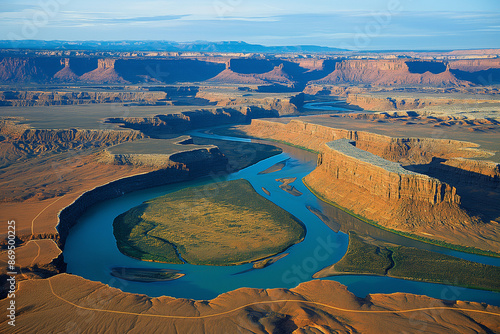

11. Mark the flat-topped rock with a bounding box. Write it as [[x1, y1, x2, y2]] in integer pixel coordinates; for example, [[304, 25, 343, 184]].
[[326, 139, 418, 176]]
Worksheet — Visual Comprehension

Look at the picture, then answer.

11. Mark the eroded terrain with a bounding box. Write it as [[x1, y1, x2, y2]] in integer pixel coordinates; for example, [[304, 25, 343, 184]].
[[1, 49, 500, 333]]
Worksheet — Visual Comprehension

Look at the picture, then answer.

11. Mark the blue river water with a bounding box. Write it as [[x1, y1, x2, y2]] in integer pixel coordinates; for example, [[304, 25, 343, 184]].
[[64, 133, 500, 306]]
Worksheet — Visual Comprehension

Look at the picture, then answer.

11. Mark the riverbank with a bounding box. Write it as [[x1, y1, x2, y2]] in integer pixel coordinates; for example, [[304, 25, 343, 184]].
[[303, 179, 500, 258], [315, 232, 500, 292]]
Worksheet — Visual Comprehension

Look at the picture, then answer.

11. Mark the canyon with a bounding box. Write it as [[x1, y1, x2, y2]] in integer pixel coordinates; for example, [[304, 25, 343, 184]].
[[1, 48, 500, 333], [1, 53, 500, 87], [242, 119, 500, 253]]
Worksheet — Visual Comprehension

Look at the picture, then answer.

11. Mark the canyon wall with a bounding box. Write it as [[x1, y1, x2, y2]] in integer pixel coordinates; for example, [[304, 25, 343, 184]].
[[109, 106, 280, 135], [2, 55, 499, 86], [57, 148, 228, 248], [313, 59, 469, 87], [303, 139, 470, 230], [0, 90, 169, 107], [344, 94, 482, 111], [101, 146, 228, 169], [246, 119, 487, 164], [10, 127, 145, 155]]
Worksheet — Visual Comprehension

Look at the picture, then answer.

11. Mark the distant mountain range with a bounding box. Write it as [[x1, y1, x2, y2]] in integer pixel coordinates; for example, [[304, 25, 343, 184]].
[[0, 40, 347, 53]]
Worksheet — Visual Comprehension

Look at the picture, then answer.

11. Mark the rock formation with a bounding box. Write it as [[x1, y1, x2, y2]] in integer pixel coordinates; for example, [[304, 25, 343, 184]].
[[79, 58, 128, 83], [304, 139, 470, 230], [107, 106, 280, 135], [53, 58, 79, 82], [207, 62, 295, 86], [313, 59, 469, 87], [244, 118, 500, 252], [0, 90, 169, 107], [3, 54, 499, 86], [246, 119, 488, 164]]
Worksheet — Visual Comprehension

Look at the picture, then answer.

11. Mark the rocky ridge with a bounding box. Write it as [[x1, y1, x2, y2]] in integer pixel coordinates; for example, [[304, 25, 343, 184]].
[[244, 119, 500, 251], [246, 119, 489, 164], [304, 139, 468, 230]]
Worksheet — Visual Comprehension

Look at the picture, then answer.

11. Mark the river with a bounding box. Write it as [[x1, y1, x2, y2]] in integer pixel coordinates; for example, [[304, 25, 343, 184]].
[[63, 131, 500, 305]]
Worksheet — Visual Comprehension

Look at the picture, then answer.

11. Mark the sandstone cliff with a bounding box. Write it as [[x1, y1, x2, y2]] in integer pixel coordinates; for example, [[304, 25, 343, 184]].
[[313, 59, 469, 87], [101, 145, 227, 169], [244, 119, 500, 252], [0, 120, 145, 168], [0, 90, 169, 107], [4, 54, 498, 86], [207, 63, 295, 86], [53, 58, 79, 82], [246, 119, 487, 164], [304, 139, 470, 230], [79, 59, 128, 84], [108, 106, 280, 135], [346, 94, 500, 111]]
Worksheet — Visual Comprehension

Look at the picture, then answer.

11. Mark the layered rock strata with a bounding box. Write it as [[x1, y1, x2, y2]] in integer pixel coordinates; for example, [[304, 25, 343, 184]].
[[313, 59, 469, 87], [0, 90, 169, 107], [246, 119, 488, 164], [304, 139, 470, 230], [109, 106, 280, 135]]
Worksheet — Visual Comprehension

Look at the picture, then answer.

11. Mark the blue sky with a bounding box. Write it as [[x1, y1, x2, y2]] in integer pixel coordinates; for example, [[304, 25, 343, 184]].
[[1, 0, 499, 50]]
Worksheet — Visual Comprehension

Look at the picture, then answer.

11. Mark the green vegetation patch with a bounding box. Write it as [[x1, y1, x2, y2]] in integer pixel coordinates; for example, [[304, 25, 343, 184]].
[[113, 179, 305, 266], [329, 232, 500, 292], [390, 246, 500, 291], [334, 232, 393, 275]]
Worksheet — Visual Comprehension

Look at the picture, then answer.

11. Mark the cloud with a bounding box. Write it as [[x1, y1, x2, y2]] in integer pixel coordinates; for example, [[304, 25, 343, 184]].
[[100, 14, 188, 23]]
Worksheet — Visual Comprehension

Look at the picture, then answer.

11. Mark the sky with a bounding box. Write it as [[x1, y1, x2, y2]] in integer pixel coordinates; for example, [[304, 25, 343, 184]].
[[0, 0, 499, 50]]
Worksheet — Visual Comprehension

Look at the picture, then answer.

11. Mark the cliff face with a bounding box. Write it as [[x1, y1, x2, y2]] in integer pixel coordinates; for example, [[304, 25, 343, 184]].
[[345, 94, 464, 111], [13, 128, 145, 154], [101, 146, 228, 170], [79, 58, 129, 83], [57, 147, 228, 248], [207, 63, 295, 86], [449, 59, 500, 72], [313, 59, 469, 87], [4, 55, 498, 86], [320, 140, 460, 204], [108, 107, 280, 135], [304, 140, 471, 230], [246, 119, 486, 164], [0, 121, 145, 166], [0, 56, 63, 83], [0, 90, 169, 107]]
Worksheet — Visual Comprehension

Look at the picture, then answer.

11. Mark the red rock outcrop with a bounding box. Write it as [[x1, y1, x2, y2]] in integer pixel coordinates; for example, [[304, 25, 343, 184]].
[[79, 58, 128, 83], [53, 58, 79, 82], [0, 90, 169, 107], [304, 139, 470, 230], [441, 158, 500, 179], [449, 59, 500, 72], [345, 94, 467, 111], [207, 63, 295, 86], [244, 119, 500, 251], [246, 119, 488, 164], [0, 56, 63, 83], [0, 120, 145, 161], [314, 59, 469, 87]]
